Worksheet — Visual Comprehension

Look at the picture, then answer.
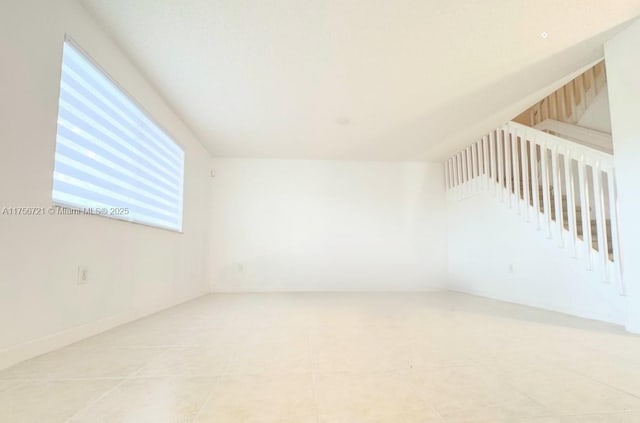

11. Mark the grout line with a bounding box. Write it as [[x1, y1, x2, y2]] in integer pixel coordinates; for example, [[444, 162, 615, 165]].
[[61, 347, 172, 423], [62, 376, 129, 423], [190, 380, 217, 423]]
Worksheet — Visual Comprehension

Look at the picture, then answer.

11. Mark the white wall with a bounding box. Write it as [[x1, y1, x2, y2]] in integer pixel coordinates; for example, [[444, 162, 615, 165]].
[[0, 0, 212, 368], [605, 20, 640, 333], [577, 85, 612, 134], [447, 190, 627, 325], [209, 159, 447, 292]]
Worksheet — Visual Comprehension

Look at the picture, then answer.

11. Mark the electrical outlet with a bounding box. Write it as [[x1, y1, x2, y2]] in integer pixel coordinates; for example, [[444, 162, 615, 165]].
[[77, 266, 89, 285], [508, 264, 514, 274]]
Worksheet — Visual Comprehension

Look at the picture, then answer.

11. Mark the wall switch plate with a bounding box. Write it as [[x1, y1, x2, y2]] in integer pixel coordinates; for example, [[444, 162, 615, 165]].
[[77, 266, 89, 285]]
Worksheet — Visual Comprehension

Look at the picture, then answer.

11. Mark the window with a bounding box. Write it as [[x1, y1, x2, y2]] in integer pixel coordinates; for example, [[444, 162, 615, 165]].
[[53, 38, 185, 232]]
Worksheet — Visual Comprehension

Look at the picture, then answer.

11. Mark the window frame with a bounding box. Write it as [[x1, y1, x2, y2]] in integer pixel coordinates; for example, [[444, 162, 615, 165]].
[[52, 35, 186, 233]]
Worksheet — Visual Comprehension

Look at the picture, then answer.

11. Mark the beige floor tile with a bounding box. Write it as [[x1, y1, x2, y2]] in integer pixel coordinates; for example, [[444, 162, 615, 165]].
[[495, 365, 640, 415], [0, 379, 23, 393], [0, 347, 90, 379], [3, 293, 640, 423], [412, 365, 551, 422], [310, 326, 417, 373], [519, 412, 640, 422], [69, 377, 214, 423], [0, 346, 165, 379], [554, 354, 640, 398], [225, 327, 312, 375], [137, 346, 230, 377], [194, 373, 316, 422], [0, 379, 118, 423], [313, 371, 443, 423]]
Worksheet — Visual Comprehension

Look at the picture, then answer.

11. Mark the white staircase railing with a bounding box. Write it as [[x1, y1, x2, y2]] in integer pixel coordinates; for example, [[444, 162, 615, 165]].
[[514, 61, 607, 127], [445, 121, 624, 294], [534, 119, 613, 153]]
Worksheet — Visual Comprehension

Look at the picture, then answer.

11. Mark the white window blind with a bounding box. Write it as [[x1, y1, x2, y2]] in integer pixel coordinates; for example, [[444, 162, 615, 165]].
[[53, 39, 184, 231]]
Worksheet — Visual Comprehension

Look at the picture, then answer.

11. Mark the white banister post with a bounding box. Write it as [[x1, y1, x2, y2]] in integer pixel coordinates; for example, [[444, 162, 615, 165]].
[[607, 172, 624, 294], [483, 135, 490, 190], [551, 146, 564, 247], [521, 133, 530, 222], [462, 150, 468, 194], [564, 152, 578, 258], [592, 163, 608, 282], [512, 128, 521, 215], [505, 128, 513, 208], [468, 147, 473, 194], [471, 145, 477, 193], [497, 129, 504, 201], [489, 131, 497, 195], [458, 154, 463, 186], [540, 142, 552, 238], [457, 152, 463, 199], [449, 158, 455, 190], [530, 137, 540, 229], [577, 157, 593, 269], [452, 156, 459, 191]]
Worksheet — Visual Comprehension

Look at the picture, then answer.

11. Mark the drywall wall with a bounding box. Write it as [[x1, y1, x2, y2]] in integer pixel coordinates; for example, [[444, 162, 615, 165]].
[[209, 159, 447, 291], [447, 190, 627, 325], [0, 0, 212, 369], [605, 19, 640, 333], [577, 85, 612, 134]]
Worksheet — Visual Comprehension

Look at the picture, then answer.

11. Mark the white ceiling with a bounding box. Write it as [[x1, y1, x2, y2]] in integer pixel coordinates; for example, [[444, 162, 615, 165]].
[[80, 0, 640, 160]]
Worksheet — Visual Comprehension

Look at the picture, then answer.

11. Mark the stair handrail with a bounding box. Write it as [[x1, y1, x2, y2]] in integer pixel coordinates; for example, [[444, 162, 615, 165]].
[[534, 119, 613, 154], [444, 121, 623, 294], [509, 122, 614, 169]]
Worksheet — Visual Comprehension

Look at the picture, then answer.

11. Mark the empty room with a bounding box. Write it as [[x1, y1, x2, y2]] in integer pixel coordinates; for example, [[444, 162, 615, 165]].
[[3, 0, 640, 422]]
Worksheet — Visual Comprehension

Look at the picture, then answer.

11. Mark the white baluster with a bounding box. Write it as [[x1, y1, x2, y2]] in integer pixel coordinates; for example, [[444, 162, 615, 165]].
[[564, 151, 578, 257], [483, 135, 490, 190], [530, 136, 540, 229], [497, 130, 504, 201], [592, 163, 608, 282], [490, 131, 497, 195], [505, 128, 513, 207], [466, 147, 472, 195], [577, 158, 593, 269], [521, 133, 530, 222], [551, 146, 563, 247], [449, 158, 455, 190], [457, 152, 463, 199], [512, 128, 521, 214], [452, 156, 458, 191], [607, 171, 625, 295], [540, 142, 552, 238], [461, 151, 467, 195], [471, 143, 478, 192]]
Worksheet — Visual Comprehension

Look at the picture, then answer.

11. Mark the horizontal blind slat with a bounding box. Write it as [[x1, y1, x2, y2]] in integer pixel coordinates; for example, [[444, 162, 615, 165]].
[[53, 40, 184, 232]]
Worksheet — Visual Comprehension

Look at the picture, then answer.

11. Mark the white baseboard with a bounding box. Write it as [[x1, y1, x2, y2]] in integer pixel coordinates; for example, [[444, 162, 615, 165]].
[[0, 290, 209, 371], [447, 287, 625, 327]]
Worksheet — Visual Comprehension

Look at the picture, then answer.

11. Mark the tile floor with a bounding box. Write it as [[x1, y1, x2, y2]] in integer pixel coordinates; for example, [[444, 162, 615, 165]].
[[1, 292, 640, 422]]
